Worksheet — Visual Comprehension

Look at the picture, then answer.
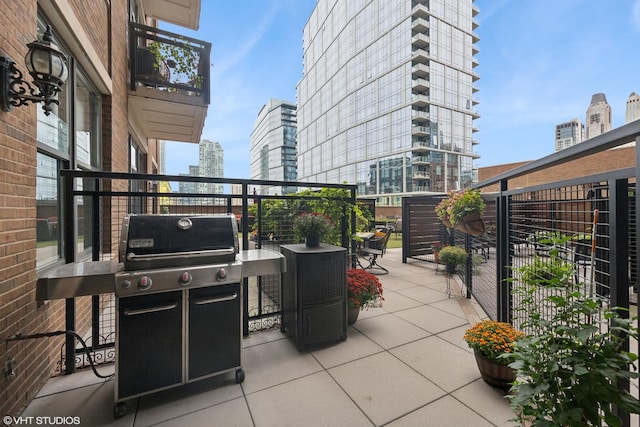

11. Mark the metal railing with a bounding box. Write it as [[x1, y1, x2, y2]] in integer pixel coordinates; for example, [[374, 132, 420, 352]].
[[55, 171, 357, 374]]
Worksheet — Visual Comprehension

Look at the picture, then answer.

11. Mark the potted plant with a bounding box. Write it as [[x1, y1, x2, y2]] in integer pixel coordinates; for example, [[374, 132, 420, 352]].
[[293, 212, 333, 247], [431, 242, 445, 263], [437, 245, 468, 274], [463, 320, 525, 391], [435, 189, 486, 235], [346, 268, 384, 324], [507, 233, 640, 425]]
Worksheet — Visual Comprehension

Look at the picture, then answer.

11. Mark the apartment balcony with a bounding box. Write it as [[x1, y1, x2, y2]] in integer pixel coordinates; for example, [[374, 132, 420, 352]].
[[412, 109, 430, 122], [412, 93, 430, 108], [411, 3, 430, 20], [411, 156, 430, 165], [472, 4, 479, 17], [472, 20, 479, 30], [411, 63, 430, 78], [411, 48, 430, 64], [472, 32, 480, 43], [411, 126, 430, 137], [412, 77, 430, 92], [411, 33, 430, 49], [472, 85, 479, 93], [140, 0, 201, 30], [472, 56, 479, 68], [412, 171, 430, 180], [411, 139, 431, 151], [470, 109, 480, 119], [128, 22, 211, 143], [472, 125, 479, 132], [412, 185, 429, 192], [472, 138, 479, 145], [473, 44, 479, 55], [472, 97, 479, 106], [472, 71, 480, 82], [411, 16, 430, 33]]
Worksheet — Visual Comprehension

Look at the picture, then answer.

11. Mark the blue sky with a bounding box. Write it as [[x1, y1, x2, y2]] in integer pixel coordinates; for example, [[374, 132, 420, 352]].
[[163, 0, 640, 178]]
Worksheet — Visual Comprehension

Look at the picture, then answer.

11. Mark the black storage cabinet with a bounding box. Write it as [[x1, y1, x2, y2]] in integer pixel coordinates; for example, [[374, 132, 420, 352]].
[[280, 244, 347, 350]]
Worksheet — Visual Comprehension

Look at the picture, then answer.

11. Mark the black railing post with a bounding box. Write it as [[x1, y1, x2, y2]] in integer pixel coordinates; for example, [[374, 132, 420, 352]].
[[497, 179, 510, 322], [464, 233, 472, 298], [62, 172, 76, 374]]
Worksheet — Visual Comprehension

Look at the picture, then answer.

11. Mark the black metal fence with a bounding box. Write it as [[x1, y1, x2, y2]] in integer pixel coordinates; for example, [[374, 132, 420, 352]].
[[54, 171, 356, 374]]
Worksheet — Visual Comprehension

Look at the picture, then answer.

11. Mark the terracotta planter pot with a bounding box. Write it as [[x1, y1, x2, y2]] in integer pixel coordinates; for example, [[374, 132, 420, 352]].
[[474, 350, 516, 392]]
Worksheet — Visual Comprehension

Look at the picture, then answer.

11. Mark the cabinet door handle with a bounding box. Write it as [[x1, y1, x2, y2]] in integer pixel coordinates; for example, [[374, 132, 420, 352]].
[[194, 293, 238, 305], [123, 302, 178, 316], [306, 313, 311, 336]]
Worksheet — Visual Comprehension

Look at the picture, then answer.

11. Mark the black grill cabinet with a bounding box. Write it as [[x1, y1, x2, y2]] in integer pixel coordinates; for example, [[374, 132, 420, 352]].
[[280, 244, 347, 350]]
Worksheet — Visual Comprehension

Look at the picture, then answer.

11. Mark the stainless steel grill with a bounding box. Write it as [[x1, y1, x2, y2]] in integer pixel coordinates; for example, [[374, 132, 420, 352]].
[[36, 213, 286, 419]]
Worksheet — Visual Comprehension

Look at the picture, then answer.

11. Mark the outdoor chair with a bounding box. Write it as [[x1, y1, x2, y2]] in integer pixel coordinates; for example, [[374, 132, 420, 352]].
[[357, 227, 392, 274]]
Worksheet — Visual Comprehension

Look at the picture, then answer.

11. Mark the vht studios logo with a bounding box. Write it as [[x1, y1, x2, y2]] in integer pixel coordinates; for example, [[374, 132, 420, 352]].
[[3, 416, 81, 426]]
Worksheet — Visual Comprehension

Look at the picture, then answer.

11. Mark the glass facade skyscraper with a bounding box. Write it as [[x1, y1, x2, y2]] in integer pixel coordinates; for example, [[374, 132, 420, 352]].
[[250, 99, 298, 195], [296, 0, 479, 206]]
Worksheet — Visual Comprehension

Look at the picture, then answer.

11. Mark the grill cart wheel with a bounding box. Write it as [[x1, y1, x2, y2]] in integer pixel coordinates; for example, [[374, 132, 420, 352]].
[[235, 368, 245, 383], [114, 402, 127, 419]]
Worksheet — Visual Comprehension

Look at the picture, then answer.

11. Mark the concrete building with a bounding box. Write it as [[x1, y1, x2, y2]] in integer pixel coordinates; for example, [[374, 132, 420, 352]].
[[555, 118, 584, 151], [585, 93, 612, 139], [0, 0, 209, 416], [626, 92, 640, 123], [250, 99, 298, 195], [296, 0, 480, 207], [196, 139, 224, 196]]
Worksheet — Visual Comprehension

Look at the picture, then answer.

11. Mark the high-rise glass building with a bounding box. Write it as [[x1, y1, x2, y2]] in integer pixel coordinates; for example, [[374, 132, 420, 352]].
[[250, 99, 298, 195], [296, 0, 480, 206], [194, 139, 224, 197], [626, 92, 640, 123], [555, 119, 584, 151], [585, 93, 612, 140]]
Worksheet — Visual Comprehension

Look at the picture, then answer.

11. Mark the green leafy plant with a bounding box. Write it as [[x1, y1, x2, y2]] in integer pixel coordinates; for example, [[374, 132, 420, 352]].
[[518, 255, 574, 287], [463, 320, 524, 364], [148, 38, 203, 88], [435, 189, 485, 226], [347, 268, 384, 310], [292, 212, 333, 241], [437, 245, 468, 266], [508, 234, 640, 426]]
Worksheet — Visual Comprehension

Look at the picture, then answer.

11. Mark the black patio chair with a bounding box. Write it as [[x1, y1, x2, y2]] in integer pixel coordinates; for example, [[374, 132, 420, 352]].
[[358, 227, 392, 275]]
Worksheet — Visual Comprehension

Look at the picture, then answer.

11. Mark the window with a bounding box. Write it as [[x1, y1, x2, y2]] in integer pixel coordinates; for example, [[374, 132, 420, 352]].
[[36, 15, 102, 269]]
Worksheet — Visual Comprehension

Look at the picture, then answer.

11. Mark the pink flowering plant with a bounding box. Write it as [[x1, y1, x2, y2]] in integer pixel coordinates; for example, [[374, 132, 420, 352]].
[[435, 189, 485, 226]]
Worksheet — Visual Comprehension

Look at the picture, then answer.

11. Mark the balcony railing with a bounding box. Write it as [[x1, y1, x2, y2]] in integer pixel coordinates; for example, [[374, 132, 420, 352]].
[[129, 22, 211, 104]]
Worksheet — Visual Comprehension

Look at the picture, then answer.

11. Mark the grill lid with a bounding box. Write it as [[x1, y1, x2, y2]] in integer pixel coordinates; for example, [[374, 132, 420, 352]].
[[119, 214, 239, 270]]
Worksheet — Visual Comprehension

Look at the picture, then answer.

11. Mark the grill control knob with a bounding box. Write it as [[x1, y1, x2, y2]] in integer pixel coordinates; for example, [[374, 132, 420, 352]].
[[138, 276, 152, 291], [216, 268, 227, 281], [121, 280, 132, 289], [179, 272, 192, 286]]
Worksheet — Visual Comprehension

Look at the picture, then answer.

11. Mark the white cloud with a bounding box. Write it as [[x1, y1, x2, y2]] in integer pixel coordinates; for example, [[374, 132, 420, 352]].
[[212, 4, 281, 77]]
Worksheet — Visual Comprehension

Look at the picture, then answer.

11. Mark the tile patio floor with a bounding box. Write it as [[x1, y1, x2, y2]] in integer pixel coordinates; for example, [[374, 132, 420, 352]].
[[21, 248, 517, 426]]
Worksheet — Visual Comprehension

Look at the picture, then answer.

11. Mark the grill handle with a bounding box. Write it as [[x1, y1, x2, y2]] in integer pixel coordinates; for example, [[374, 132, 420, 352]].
[[194, 293, 238, 305], [126, 248, 236, 262], [123, 302, 178, 316]]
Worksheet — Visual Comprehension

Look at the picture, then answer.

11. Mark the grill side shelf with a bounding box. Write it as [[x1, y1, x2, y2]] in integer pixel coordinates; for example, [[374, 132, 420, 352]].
[[36, 260, 121, 300]]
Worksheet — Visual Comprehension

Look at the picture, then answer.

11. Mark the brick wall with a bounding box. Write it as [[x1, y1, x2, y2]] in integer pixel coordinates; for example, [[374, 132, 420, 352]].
[[0, 0, 126, 416], [477, 146, 637, 192]]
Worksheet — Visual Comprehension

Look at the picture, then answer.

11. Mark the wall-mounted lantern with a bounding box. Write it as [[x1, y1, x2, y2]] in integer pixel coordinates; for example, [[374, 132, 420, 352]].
[[0, 25, 68, 116]]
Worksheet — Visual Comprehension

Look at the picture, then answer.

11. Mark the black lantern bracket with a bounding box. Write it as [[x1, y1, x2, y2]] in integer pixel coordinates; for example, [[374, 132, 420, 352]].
[[0, 26, 68, 116]]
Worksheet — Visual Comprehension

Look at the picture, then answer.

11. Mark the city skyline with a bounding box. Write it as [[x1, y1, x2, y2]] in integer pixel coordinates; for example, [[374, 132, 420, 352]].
[[163, 0, 640, 180]]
